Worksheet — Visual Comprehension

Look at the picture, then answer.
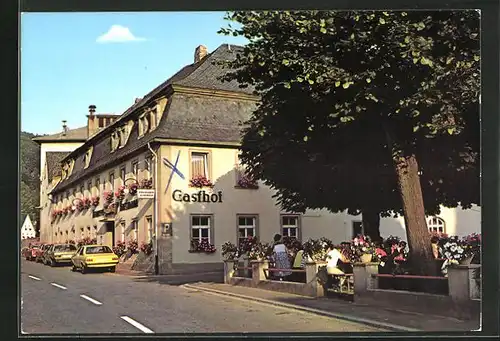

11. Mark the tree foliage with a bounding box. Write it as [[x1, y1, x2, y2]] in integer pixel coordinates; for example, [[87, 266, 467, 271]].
[[21, 132, 40, 234], [218, 10, 480, 274]]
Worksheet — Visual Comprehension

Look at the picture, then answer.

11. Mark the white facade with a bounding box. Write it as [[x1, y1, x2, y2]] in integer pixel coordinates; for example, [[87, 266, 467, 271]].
[[21, 215, 36, 240]]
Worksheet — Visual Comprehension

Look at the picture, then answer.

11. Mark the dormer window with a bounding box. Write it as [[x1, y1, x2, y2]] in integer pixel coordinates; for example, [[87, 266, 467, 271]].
[[111, 131, 120, 152], [67, 159, 75, 177], [83, 147, 93, 169]]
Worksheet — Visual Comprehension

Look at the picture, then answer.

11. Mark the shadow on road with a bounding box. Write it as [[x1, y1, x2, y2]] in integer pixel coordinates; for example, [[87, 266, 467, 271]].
[[131, 271, 224, 286]]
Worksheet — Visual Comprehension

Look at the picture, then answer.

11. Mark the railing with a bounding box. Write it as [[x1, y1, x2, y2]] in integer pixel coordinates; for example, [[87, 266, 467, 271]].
[[233, 265, 253, 279], [328, 273, 354, 295]]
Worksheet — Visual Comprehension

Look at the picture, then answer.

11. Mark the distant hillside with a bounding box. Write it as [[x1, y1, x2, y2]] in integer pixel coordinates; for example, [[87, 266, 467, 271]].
[[20, 131, 40, 234]]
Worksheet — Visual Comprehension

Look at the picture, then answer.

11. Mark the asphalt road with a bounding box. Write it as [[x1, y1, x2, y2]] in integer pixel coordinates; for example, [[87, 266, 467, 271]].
[[21, 259, 382, 334]]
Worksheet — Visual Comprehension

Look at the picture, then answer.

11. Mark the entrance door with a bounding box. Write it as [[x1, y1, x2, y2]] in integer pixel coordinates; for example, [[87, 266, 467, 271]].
[[104, 221, 115, 247]]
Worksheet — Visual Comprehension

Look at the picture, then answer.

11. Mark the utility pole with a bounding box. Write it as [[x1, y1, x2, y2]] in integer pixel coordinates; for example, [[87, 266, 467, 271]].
[[148, 143, 160, 275]]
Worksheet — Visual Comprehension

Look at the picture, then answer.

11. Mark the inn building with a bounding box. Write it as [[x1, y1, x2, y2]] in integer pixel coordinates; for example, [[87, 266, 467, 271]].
[[36, 44, 481, 274]]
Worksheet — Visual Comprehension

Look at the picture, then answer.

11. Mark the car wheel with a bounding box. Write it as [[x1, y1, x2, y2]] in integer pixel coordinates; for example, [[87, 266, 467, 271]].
[[109, 266, 116, 273], [71, 264, 77, 272], [81, 266, 87, 274], [50, 259, 55, 267]]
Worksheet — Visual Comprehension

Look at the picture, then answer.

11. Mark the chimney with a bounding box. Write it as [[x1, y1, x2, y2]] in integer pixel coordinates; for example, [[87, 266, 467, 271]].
[[87, 104, 98, 138], [194, 45, 208, 64], [62, 120, 68, 136]]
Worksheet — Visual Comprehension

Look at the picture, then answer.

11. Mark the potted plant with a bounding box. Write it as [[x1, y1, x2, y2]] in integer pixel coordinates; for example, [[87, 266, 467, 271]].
[[103, 191, 114, 207], [139, 241, 153, 256], [139, 178, 153, 189], [115, 185, 126, 202], [302, 238, 330, 262], [127, 239, 139, 254], [221, 241, 239, 261], [189, 175, 214, 188], [190, 238, 217, 253], [76, 199, 85, 211], [350, 234, 377, 263], [91, 196, 100, 208], [126, 182, 138, 196], [82, 197, 92, 209], [463, 233, 481, 264]]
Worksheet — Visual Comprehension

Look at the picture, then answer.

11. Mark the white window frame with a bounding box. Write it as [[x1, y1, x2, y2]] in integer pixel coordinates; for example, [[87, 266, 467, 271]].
[[132, 220, 138, 241], [120, 221, 125, 242], [281, 215, 300, 240], [146, 216, 152, 242], [427, 216, 446, 233], [190, 215, 213, 244], [191, 152, 209, 179], [237, 215, 257, 246]]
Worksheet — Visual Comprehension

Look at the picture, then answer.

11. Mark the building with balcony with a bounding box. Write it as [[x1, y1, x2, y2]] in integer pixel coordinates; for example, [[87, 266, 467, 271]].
[[40, 44, 481, 274]]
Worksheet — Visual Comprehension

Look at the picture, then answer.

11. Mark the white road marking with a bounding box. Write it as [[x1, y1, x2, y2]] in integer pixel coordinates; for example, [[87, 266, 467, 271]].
[[120, 316, 154, 334], [28, 275, 41, 281], [50, 283, 67, 290], [79, 294, 102, 305]]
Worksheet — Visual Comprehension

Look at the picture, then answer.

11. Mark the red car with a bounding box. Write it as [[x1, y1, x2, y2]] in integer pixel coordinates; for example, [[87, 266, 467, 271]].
[[24, 243, 41, 261], [35, 244, 52, 263]]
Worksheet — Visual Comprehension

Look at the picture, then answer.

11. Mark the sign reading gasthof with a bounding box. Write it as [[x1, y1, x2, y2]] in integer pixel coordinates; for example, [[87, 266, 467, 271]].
[[137, 189, 155, 199]]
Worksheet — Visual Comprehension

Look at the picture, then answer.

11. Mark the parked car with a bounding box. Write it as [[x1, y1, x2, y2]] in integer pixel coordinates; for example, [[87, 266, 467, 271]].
[[71, 245, 119, 274], [44, 243, 78, 267], [36, 244, 52, 263], [24, 243, 41, 261]]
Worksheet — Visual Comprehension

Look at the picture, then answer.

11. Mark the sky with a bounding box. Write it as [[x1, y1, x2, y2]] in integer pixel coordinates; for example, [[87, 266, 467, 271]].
[[20, 12, 248, 135]]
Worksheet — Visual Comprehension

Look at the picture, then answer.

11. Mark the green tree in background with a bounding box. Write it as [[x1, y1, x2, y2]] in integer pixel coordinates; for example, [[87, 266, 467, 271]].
[[21, 131, 40, 235], [218, 10, 480, 275]]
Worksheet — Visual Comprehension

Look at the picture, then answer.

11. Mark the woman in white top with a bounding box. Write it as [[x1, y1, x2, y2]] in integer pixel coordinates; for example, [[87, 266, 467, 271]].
[[272, 234, 292, 280]]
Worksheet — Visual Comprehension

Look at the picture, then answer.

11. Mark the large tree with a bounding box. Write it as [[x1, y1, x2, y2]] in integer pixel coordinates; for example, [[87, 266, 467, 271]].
[[218, 10, 480, 274]]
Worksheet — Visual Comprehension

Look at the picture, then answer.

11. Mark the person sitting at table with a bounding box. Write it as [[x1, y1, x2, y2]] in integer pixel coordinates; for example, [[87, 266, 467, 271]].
[[272, 234, 292, 281], [325, 245, 351, 290]]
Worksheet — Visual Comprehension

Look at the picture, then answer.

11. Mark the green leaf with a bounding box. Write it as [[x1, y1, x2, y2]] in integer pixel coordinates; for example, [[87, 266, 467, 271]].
[[297, 77, 304, 83], [473, 55, 480, 61], [259, 61, 266, 66], [303, 136, 309, 142], [447, 128, 455, 135], [413, 58, 419, 64], [382, 11, 389, 16], [282, 59, 290, 66], [342, 82, 351, 89], [283, 82, 291, 89], [308, 125, 314, 131], [320, 27, 327, 34], [379, 18, 386, 25], [366, 78, 371, 83], [350, 33, 355, 39], [401, 11, 407, 16], [354, 15, 360, 21], [446, 57, 454, 65], [413, 126, 420, 132], [335, 81, 341, 87], [308, 79, 315, 85], [404, 36, 410, 43]]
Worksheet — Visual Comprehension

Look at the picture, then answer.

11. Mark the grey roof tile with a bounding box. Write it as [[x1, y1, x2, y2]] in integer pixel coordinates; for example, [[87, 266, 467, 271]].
[[33, 126, 87, 142], [45, 152, 70, 183]]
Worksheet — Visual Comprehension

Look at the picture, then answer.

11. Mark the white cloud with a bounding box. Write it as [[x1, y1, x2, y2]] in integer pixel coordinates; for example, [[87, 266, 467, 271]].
[[96, 25, 146, 43]]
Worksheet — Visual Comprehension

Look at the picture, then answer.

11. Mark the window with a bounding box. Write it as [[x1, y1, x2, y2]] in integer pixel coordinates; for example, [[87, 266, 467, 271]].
[[190, 215, 213, 244], [191, 152, 209, 179], [98, 117, 104, 128], [83, 147, 93, 169], [109, 172, 115, 191], [132, 161, 139, 179], [427, 216, 446, 233], [352, 221, 363, 238], [120, 221, 125, 242], [145, 156, 152, 178], [237, 215, 258, 246], [146, 216, 152, 241], [281, 215, 300, 240], [120, 167, 126, 185], [87, 181, 92, 197], [132, 220, 138, 240], [95, 178, 100, 197]]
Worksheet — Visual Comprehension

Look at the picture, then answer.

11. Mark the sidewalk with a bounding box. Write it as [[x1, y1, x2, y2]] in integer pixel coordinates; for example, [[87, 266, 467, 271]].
[[183, 282, 480, 332]]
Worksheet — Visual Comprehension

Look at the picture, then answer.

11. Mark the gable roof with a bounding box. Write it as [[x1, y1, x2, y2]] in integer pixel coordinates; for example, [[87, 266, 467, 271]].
[[32, 126, 87, 143], [46, 152, 70, 183], [50, 44, 258, 194]]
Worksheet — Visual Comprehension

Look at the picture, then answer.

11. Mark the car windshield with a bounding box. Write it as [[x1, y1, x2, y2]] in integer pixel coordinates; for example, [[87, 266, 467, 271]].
[[54, 244, 77, 252], [85, 246, 113, 254]]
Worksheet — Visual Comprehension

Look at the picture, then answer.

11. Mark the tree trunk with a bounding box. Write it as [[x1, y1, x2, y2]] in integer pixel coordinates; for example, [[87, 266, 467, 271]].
[[393, 154, 435, 276], [362, 209, 382, 243]]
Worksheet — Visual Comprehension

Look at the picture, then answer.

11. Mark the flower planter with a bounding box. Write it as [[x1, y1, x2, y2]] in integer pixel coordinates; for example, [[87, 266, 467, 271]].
[[459, 255, 474, 265], [360, 253, 373, 263]]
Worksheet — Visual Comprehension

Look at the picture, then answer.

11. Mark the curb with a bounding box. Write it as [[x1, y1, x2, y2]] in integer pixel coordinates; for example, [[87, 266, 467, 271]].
[[182, 284, 420, 332]]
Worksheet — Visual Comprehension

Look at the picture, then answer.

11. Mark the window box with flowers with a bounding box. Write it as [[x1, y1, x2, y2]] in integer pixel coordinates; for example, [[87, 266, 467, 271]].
[[82, 197, 92, 210], [104, 203, 117, 215], [235, 168, 259, 189], [76, 199, 85, 212], [91, 196, 100, 208], [103, 191, 114, 208], [127, 239, 139, 254], [189, 175, 214, 189], [139, 178, 153, 189], [189, 238, 216, 253], [115, 185, 126, 202], [349, 234, 378, 263], [139, 241, 153, 256], [113, 240, 127, 257], [126, 182, 138, 196]]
